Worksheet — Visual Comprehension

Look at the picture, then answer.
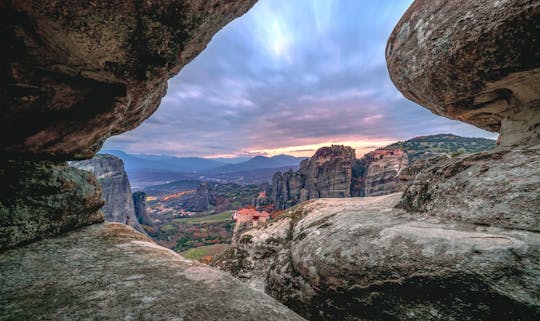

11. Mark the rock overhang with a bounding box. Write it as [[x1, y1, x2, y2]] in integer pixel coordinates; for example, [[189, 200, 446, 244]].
[[386, 0, 540, 147], [1, 0, 257, 160]]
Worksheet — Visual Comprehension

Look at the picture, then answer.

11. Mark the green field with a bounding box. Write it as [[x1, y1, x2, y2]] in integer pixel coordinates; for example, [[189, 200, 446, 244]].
[[174, 211, 234, 224], [181, 243, 230, 263]]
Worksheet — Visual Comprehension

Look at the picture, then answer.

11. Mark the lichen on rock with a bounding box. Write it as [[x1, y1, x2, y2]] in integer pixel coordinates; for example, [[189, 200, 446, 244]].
[[0, 161, 104, 251]]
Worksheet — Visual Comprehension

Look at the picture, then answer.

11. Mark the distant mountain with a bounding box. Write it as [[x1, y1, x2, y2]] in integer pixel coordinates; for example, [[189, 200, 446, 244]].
[[381, 134, 496, 162], [210, 157, 252, 164], [102, 150, 225, 172], [99, 149, 304, 187], [210, 154, 306, 173], [203, 165, 301, 185]]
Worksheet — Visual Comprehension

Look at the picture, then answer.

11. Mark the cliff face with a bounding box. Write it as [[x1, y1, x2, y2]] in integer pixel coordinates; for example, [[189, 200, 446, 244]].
[[356, 149, 409, 197], [182, 182, 216, 212], [272, 146, 355, 210], [273, 146, 409, 207], [133, 191, 154, 229], [71, 155, 144, 233]]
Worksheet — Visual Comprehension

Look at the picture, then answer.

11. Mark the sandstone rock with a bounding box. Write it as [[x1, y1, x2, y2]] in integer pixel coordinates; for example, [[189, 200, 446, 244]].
[[361, 149, 409, 196], [398, 154, 450, 185], [183, 182, 215, 212], [271, 146, 355, 210], [272, 170, 304, 210], [71, 154, 144, 233], [1, 0, 257, 160], [213, 194, 540, 321], [0, 222, 305, 320], [386, 0, 540, 147], [133, 191, 154, 228], [399, 147, 540, 232], [299, 146, 355, 199], [0, 161, 104, 251]]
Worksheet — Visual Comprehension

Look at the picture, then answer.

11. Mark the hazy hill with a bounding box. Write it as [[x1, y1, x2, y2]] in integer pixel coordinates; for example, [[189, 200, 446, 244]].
[[210, 154, 306, 173], [381, 134, 496, 162], [102, 150, 225, 172]]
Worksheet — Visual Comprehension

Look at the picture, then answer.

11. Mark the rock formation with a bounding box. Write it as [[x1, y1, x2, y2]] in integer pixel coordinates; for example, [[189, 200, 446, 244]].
[[399, 148, 540, 232], [183, 182, 216, 212], [71, 154, 144, 233], [1, 0, 257, 160], [386, 0, 540, 148], [0, 1, 307, 319], [0, 161, 104, 251], [213, 194, 540, 320], [133, 191, 154, 229], [0, 222, 305, 320], [272, 145, 355, 210], [356, 149, 409, 196], [214, 0, 540, 319]]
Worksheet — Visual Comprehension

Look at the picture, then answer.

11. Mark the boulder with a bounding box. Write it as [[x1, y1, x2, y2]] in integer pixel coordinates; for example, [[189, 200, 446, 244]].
[[213, 194, 540, 321], [1, 0, 257, 160], [386, 0, 540, 147], [0, 222, 305, 321], [0, 161, 104, 251], [399, 147, 540, 232]]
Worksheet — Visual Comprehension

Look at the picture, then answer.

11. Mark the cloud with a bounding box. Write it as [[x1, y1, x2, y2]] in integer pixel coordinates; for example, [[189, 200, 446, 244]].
[[103, 0, 497, 157]]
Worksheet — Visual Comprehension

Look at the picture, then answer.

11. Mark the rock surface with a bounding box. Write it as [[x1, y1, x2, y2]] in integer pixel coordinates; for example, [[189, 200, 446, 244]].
[[386, 0, 540, 147], [398, 154, 450, 185], [0, 161, 104, 251], [133, 191, 154, 229], [399, 146, 540, 232], [272, 146, 355, 210], [0, 222, 305, 321], [213, 194, 540, 321], [360, 149, 409, 196], [1, 0, 257, 160], [71, 154, 144, 233]]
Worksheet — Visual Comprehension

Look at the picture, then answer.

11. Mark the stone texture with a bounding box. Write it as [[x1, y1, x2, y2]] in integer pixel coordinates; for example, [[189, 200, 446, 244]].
[[213, 194, 540, 321], [399, 146, 540, 232], [133, 191, 154, 229], [361, 149, 409, 196], [0, 161, 104, 251], [386, 0, 540, 147], [272, 170, 304, 210], [398, 154, 450, 186], [0, 222, 305, 321], [272, 146, 355, 210], [71, 154, 144, 233], [1, 0, 257, 160]]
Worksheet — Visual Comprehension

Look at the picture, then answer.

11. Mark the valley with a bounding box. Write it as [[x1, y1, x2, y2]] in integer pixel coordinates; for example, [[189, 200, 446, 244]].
[[77, 134, 497, 264]]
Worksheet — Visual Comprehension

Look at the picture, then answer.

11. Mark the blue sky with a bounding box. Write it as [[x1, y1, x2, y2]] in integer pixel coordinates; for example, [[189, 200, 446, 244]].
[[103, 0, 496, 158]]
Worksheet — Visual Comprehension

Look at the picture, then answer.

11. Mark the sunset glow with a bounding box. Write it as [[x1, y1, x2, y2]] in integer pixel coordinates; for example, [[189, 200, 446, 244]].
[[103, 0, 496, 157]]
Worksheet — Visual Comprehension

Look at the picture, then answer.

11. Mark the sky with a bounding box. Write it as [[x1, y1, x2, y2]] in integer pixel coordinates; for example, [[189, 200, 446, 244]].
[[103, 0, 497, 158]]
